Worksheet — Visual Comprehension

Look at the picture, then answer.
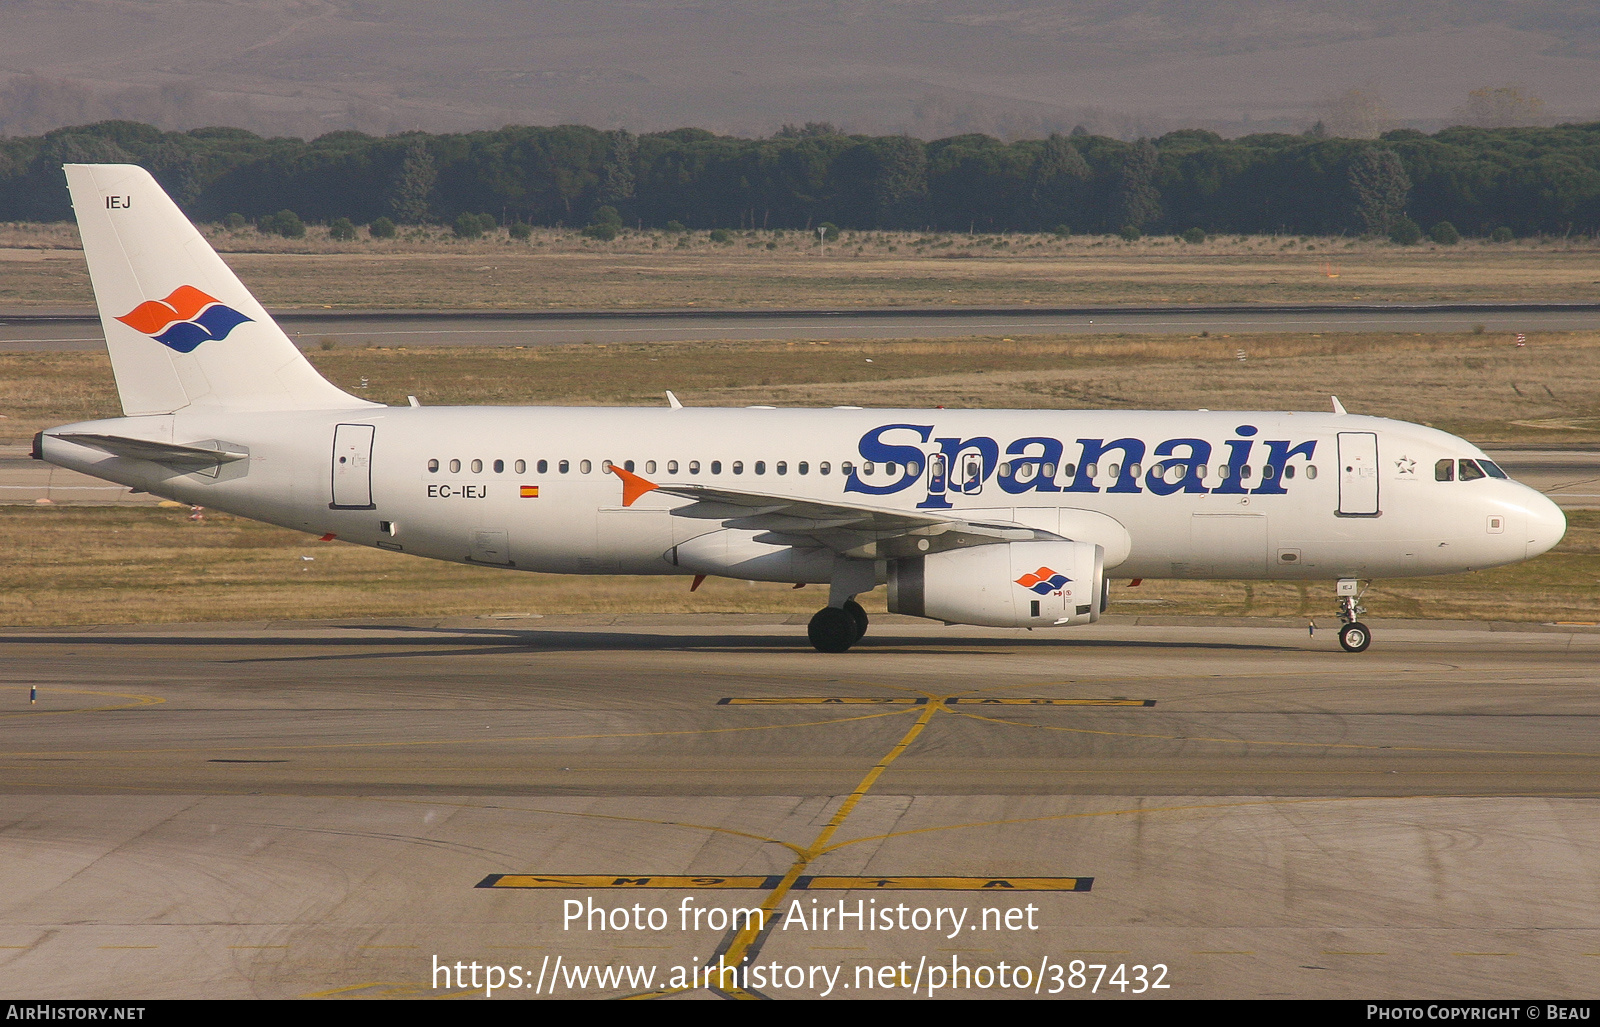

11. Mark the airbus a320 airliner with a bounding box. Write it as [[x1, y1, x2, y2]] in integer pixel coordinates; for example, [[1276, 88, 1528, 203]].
[[35, 165, 1567, 652]]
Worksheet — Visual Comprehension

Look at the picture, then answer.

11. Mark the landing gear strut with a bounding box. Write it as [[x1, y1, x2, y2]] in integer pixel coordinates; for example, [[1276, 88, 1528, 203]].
[[1335, 578, 1371, 653], [808, 601, 868, 653]]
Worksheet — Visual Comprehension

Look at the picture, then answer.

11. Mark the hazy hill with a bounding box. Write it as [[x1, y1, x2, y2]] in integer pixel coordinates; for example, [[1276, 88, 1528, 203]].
[[3, 1, 1597, 139]]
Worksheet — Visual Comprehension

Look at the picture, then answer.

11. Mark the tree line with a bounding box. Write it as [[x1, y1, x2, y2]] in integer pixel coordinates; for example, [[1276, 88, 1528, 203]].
[[2, 119, 1598, 238]]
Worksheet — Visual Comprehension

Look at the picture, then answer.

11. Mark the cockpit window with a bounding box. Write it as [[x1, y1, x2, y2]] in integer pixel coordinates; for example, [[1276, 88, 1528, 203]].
[[1435, 459, 1454, 482], [1458, 459, 1487, 481], [1479, 459, 1508, 479]]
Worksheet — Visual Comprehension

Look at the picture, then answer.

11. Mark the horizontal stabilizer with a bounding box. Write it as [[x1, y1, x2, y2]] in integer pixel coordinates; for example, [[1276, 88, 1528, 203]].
[[53, 432, 248, 469]]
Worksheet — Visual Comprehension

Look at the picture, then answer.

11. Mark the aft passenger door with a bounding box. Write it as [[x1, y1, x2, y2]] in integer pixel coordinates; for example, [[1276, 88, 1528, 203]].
[[330, 423, 376, 510], [1337, 431, 1379, 515]]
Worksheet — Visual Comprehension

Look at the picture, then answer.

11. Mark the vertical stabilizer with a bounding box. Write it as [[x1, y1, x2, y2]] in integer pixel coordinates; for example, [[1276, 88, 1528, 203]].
[[64, 164, 376, 414]]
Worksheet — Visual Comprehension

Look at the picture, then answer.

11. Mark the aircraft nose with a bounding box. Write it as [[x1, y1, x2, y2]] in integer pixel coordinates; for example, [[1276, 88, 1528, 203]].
[[1525, 489, 1567, 559]]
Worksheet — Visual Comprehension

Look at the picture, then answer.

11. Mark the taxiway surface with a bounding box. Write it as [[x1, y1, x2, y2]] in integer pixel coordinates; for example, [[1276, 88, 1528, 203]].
[[0, 616, 1596, 999]]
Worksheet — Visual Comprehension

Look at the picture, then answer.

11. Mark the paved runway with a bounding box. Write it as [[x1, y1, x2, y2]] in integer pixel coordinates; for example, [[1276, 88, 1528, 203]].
[[3, 305, 1596, 351], [0, 615, 1597, 999]]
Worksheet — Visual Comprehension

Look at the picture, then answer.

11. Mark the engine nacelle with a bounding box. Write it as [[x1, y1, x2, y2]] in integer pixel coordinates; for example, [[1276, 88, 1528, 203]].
[[888, 540, 1104, 628]]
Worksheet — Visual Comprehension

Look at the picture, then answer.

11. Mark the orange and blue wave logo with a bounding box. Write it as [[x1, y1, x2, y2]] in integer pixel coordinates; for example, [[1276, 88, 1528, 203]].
[[115, 286, 252, 353], [1015, 566, 1070, 594]]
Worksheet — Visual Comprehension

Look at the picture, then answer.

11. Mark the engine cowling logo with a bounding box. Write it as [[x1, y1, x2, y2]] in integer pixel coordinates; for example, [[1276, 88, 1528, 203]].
[[1015, 566, 1070, 594]]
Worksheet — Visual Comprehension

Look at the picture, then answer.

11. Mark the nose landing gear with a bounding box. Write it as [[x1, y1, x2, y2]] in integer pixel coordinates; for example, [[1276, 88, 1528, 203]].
[[1335, 578, 1371, 652]]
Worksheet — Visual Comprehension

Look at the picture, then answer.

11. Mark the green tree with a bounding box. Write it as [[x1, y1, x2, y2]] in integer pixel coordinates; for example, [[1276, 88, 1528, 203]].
[[1390, 216, 1423, 245], [598, 130, 638, 216], [223, 212, 247, 230], [390, 140, 437, 224], [509, 222, 533, 240], [1429, 220, 1460, 245], [1114, 140, 1161, 231], [368, 216, 396, 239], [1489, 226, 1514, 243], [328, 216, 356, 241], [1348, 147, 1410, 237], [261, 209, 305, 238], [453, 212, 495, 239], [1029, 133, 1091, 230], [1181, 227, 1207, 244]]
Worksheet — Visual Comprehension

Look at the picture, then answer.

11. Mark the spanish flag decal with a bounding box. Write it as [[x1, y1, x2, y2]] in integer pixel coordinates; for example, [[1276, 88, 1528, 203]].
[[520, 485, 540, 498]]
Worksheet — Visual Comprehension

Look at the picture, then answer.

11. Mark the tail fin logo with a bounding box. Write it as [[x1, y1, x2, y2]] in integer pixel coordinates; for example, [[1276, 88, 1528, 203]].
[[1015, 566, 1070, 594], [115, 286, 253, 353]]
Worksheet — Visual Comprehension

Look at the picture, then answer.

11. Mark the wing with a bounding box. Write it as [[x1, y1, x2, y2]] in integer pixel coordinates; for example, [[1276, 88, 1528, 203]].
[[609, 465, 1057, 560]]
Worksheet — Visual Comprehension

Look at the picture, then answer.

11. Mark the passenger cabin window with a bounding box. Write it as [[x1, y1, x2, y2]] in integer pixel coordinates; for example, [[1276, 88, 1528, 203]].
[[493, 459, 504, 473], [514, 459, 525, 473], [798, 462, 809, 475], [820, 462, 831, 475], [645, 461, 656, 474], [754, 461, 765, 474], [862, 461, 874, 476], [841, 461, 854, 476], [1281, 464, 1292, 479], [732, 461, 743, 474], [427, 459, 439, 473], [559, 460, 569, 473], [776, 461, 787, 475], [580, 460, 592, 474], [536, 459, 547, 473], [689, 461, 700, 474], [1305, 466, 1317, 479], [449, 459, 461, 473], [601, 460, 613, 472], [667, 460, 678, 474], [711, 461, 722, 474], [471, 459, 483, 473], [1436, 459, 1455, 482]]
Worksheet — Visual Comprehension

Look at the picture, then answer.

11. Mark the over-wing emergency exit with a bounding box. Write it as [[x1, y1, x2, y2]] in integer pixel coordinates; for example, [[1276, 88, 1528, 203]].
[[36, 165, 1567, 652]]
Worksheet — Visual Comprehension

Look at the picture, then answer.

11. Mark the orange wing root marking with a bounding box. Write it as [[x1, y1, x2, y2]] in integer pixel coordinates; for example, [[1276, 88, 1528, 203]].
[[690, 575, 706, 592], [607, 464, 659, 507], [318, 533, 336, 542], [1129, 578, 1142, 587]]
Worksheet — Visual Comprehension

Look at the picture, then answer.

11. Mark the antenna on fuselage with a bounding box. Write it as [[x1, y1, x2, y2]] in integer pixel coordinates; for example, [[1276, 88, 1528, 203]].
[[1330, 396, 1348, 415]]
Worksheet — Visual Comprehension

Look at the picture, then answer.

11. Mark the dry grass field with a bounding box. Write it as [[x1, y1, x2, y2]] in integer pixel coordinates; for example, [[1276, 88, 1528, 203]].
[[2, 223, 1599, 309], [5, 330, 1600, 446], [3, 329, 1600, 627]]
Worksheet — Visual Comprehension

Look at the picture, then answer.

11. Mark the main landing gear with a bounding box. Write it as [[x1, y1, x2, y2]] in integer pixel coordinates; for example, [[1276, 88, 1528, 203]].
[[1335, 578, 1372, 653], [808, 599, 868, 653]]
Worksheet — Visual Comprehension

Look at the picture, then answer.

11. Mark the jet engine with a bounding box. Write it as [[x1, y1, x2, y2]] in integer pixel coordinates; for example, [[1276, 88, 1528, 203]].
[[887, 540, 1105, 628]]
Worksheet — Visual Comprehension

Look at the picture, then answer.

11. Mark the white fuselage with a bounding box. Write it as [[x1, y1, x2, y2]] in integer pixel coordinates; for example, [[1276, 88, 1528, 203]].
[[40, 406, 1566, 585]]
